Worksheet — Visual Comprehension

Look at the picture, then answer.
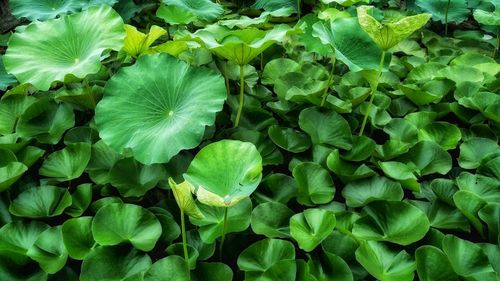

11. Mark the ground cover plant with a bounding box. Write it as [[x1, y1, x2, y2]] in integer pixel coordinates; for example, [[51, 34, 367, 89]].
[[0, 0, 499, 280]]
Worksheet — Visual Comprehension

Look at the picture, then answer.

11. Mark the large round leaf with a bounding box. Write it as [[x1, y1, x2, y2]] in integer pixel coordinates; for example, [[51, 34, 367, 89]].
[[80, 246, 152, 281], [4, 5, 125, 91], [416, 0, 470, 23], [92, 203, 162, 251], [184, 140, 263, 207], [352, 201, 430, 245], [95, 54, 226, 164]]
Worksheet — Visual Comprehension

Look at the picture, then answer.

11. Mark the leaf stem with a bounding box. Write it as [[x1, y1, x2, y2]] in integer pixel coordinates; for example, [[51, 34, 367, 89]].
[[297, 0, 301, 20], [321, 58, 336, 107], [445, 0, 451, 36], [494, 26, 499, 58], [359, 51, 386, 136], [234, 65, 245, 127], [180, 209, 190, 279], [219, 207, 229, 260]]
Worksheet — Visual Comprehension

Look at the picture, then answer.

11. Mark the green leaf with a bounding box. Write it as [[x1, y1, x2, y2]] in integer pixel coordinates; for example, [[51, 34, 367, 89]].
[[123, 25, 166, 57], [0, 220, 49, 256], [417, 122, 462, 150], [400, 141, 452, 176], [293, 162, 335, 206], [108, 158, 163, 197], [190, 197, 252, 243], [355, 241, 416, 281], [9, 186, 72, 218], [415, 245, 459, 281], [165, 243, 199, 269], [479, 203, 500, 242], [184, 140, 262, 207], [290, 208, 336, 252], [0, 56, 17, 91], [251, 202, 294, 238], [4, 5, 125, 91], [9, 0, 86, 21], [168, 178, 204, 219], [342, 176, 404, 207], [80, 246, 152, 281], [312, 17, 387, 71], [416, 0, 470, 23], [0, 94, 36, 135], [26, 226, 68, 274], [0, 162, 28, 192], [297, 14, 332, 56], [16, 99, 75, 144], [459, 137, 499, 169], [342, 136, 376, 162], [39, 143, 91, 181], [144, 255, 189, 281], [184, 24, 293, 65], [238, 238, 296, 278], [192, 262, 233, 281], [442, 235, 496, 277], [92, 203, 162, 251], [299, 107, 352, 150], [65, 183, 93, 217], [474, 8, 500, 25], [357, 5, 431, 50], [156, 4, 197, 25], [268, 125, 312, 153], [62, 217, 95, 260], [161, 0, 224, 22], [327, 149, 377, 182], [379, 161, 420, 191], [307, 252, 353, 281], [95, 54, 226, 164], [352, 200, 430, 245]]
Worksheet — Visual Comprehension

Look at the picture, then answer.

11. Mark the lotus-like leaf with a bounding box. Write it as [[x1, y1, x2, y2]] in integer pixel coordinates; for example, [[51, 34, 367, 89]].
[[4, 5, 125, 91], [473, 8, 500, 26], [26, 226, 68, 274], [144, 256, 190, 281], [9, 0, 86, 21], [123, 24, 166, 57], [95, 53, 226, 164], [290, 208, 336, 252], [237, 238, 296, 278], [342, 176, 404, 207], [416, 0, 470, 23], [61, 217, 95, 260], [312, 17, 388, 71], [415, 246, 459, 281], [357, 6, 431, 50], [356, 241, 416, 281], [92, 203, 162, 251], [39, 142, 91, 181], [161, 0, 224, 22], [9, 186, 72, 218], [251, 202, 294, 238], [184, 140, 263, 207], [183, 24, 292, 65], [352, 201, 430, 245], [168, 178, 204, 219], [80, 246, 152, 281]]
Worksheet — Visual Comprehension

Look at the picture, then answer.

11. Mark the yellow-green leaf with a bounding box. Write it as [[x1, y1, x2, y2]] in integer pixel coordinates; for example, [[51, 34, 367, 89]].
[[168, 178, 204, 219], [123, 25, 166, 57]]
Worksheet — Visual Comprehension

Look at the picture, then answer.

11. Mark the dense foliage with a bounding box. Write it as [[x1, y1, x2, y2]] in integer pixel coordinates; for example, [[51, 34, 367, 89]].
[[0, 0, 499, 280]]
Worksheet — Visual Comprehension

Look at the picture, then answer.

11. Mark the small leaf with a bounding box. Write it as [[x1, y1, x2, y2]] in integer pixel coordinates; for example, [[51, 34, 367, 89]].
[[9, 186, 72, 218], [290, 208, 336, 252]]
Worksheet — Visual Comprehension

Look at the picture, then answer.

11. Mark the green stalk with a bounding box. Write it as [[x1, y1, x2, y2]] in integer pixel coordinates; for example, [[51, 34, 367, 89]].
[[180, 209, 190, 278], [321, 58, 336, 107], [494, 26, 499, 58], [297, 0, 301, 19], [219, 207, 229, 260], [234, 65, 245, 127], [359, 51, 386, 136], [445, 0, 451, 36], [224, 63, 230, 96]]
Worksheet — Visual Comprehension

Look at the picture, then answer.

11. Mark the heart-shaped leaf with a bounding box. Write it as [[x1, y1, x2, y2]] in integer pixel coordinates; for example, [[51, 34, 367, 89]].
[[9, 186, 72, 218], [92, 203, 162, 251], [290, 208, 336, 252]]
